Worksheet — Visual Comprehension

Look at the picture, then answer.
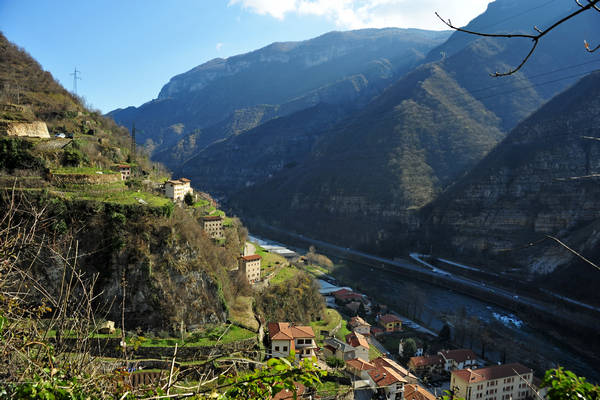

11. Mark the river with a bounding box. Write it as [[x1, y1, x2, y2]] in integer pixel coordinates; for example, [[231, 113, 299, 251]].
[[251, 233, 600, 383]]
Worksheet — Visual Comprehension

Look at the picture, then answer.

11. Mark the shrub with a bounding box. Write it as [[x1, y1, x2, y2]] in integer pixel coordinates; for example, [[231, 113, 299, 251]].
[[326, 356, 345, 368]]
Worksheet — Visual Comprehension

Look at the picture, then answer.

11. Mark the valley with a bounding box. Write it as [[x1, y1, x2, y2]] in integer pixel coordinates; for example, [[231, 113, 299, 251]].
[[3, 0, 600, 398]]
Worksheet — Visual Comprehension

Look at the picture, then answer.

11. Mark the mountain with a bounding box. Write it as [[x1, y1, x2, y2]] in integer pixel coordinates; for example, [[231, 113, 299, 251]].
[[109, 28, 451, 161], [222, 0, 600, 249], [422, 70, 600, 304]]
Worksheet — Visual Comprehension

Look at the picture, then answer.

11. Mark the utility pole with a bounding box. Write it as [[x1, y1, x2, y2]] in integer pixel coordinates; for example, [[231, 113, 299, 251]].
[[70, 67, 81, 95]]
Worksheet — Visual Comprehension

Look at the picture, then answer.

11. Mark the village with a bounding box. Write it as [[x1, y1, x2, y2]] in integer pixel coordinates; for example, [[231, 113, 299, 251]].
[[109, 170, 542, 400]]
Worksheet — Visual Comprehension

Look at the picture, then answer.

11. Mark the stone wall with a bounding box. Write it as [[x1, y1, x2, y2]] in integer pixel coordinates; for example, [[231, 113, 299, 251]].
[[1, 121, 50, 138]]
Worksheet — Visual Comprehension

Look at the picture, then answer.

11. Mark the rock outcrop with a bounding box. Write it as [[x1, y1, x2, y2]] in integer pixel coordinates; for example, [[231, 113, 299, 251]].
[[1, 121, 50, 138]]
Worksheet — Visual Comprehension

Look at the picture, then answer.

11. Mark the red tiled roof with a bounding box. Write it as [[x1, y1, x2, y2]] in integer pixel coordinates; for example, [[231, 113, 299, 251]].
[[452, 363, 532, 384], [333, 289, 363, 301], [379, 314, 402, 324], [349, 316, 371, 328], [203, 215, 223, 221], [370, 327, 384, 335], [346, 358, 375, 371], [166, 179, 182, 185], [439, 349, 477, 363], [272, 382, 305, 400], [268, 322, 315, 341], [404, 384, 436, 400], [409, 355, 443, 367], [368, 366, 407, 387], [242, 254, 262, 261], [346, 332, 369, 349], [117, 164, 130, 169], [372, 357, 416, 380], [179, 178, 191, 182]]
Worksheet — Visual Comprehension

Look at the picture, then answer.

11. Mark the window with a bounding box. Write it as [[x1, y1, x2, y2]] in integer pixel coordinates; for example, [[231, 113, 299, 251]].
[[275, 346, 280, 351], [283, 346, 288, 352]]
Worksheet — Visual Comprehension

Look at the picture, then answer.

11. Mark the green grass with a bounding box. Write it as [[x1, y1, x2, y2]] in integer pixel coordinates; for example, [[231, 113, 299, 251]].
[[270, 265, 299, 285], [315, 381, 351, 398], [310, 309, 343, 346], [229, 296, 258, 332], [252, 242, 290, 279], [52, 166, 117, 175], [192, 199, 210, 208], [302, 263, 329, 277], [369, 343, 383, 361], [335, 319, 351, 342], [141, 325, 255, 347], [58, 184, 170, 208]]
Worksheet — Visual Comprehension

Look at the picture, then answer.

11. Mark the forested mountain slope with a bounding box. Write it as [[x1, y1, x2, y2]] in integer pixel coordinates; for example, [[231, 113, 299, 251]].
[[422, 71, 600, 304], [226, 0, 600, 250]]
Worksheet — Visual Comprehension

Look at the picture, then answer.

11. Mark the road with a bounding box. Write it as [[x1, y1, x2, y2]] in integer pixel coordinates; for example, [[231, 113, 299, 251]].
[[254, 224, 600, 321]]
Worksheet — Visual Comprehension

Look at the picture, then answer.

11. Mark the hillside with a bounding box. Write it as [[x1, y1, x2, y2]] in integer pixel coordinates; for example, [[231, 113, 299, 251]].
[[223, 0, 600, 250], [109, 28, 451, 164], [0, 31, 250, 329], [421, 71, 600, 305]]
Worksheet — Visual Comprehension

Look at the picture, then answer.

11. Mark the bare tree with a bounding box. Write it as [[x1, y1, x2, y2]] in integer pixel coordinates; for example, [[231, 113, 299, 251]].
[[436, 0, 600, 76]]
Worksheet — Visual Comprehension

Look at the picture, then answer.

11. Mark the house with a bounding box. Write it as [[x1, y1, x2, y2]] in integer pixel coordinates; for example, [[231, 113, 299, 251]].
[[379, 314, 402, 332], [439, 349, 478, 371], [332, 288, 364, 304], [346, 358, 375, 380], [404, 384, 437, 400], [349, 316, 371, 336], [451, 363, 533, 400], [323, 337, 356, 361], [408, 355, 444, 376], [367, 365, 407, 400], [239, 254, 261, 284], [267, 322, 316, 360], [116, 164, 131, 180], [202, 215, 224, 239], [372, 357, 419, 384], [272, 382, 305, 400], [345, 332, 370, 361], [370, 326, 384, 337], [164, 178, 193, 201], [345, 301, 361, 315]]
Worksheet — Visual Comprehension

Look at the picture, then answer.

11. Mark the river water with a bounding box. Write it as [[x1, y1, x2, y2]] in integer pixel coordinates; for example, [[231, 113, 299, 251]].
[[251, 233, 600, 383]]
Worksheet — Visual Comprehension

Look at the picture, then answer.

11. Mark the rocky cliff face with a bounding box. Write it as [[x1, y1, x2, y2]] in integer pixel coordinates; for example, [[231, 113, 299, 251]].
[[2, 121, 50, 138], [109, 28, 451, 156], [422, 71, 600, 303], [25, 198, 245, 330]]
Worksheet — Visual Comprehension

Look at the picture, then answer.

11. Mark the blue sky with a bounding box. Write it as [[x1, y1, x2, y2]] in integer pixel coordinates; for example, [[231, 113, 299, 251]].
[[0, 0, 492, 113]]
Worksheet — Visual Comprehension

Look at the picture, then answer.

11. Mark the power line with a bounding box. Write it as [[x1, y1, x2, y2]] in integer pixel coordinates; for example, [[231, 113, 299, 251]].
[[70, 67, 81, 95]]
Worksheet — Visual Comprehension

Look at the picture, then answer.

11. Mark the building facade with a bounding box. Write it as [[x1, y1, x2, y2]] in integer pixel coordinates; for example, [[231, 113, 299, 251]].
[[164, 178, 193, 201], [202, 215, 224, 239], [349, 316, 371, 336], [379, 314, 402, 332], [451, 363, 534, 400], [345, 332, 370, 361], [268, 322, 317, 359], [116, 165, 131, 180], [239, 254, 261, 284]]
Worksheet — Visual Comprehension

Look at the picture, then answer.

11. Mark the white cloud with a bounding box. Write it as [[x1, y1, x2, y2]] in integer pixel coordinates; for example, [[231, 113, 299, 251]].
[[227, 0, 493, 30], [216, 42, 224, 51]]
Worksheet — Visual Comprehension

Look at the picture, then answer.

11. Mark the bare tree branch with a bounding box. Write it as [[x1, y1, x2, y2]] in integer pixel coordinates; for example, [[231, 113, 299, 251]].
[[546, 235, 600, 272], [436, 0, 600, 76]]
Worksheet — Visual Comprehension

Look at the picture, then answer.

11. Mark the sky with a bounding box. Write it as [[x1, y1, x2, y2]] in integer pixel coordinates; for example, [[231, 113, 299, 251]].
[[0, 0, 493, 113]]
